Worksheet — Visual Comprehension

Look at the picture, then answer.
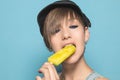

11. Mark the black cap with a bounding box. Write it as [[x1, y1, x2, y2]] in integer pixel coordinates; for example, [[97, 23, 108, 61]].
[[37, 0, 91, 36]]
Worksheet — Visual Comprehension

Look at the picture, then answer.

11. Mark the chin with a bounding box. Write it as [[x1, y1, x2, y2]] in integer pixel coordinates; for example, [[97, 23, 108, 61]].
[[63, 49, 84, 65], [63, 55, 80, 65]]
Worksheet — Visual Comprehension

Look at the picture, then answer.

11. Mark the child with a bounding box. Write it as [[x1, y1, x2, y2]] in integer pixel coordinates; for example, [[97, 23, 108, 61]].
[[36, 0, 108, 80]]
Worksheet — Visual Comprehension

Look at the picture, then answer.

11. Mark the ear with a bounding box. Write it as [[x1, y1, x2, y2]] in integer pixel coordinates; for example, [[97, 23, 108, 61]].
[[85, 27, 90, 43]]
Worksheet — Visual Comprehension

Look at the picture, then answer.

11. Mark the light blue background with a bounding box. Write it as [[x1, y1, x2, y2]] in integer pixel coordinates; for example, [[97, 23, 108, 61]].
[[0, 0, 120, 80]]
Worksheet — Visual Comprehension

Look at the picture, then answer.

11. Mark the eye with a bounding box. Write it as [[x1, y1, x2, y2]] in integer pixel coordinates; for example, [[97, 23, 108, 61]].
[[55, 28, 60, 33], [51, 26, 61, 35], [69, 25, 78, 29], [51, 28, 60, 34]]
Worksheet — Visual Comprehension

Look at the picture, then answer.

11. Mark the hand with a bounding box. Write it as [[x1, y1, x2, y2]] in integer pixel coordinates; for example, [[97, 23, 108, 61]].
[[36, 62, 60, 80]]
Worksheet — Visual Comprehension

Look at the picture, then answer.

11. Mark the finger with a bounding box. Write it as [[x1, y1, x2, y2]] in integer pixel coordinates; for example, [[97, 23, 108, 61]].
[[36, 76, 42, 80], [44, 62, 60, 80], [38, 62, 60, 80], [39, 67, 50, 80], [49, 63, 60, 80], [44, 62, 57, 80]]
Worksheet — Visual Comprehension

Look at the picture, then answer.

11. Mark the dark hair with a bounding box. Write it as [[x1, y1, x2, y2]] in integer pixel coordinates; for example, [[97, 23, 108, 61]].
[[41, 7, 91, 51], [37, 0, 91, 36]]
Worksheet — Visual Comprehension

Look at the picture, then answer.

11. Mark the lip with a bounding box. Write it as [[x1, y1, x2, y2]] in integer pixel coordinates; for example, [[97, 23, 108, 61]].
[[62, 43, 76, 48]]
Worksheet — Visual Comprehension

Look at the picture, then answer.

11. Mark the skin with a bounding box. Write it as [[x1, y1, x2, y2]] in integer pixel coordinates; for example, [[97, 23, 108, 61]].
[[36, 18, 108, 80]]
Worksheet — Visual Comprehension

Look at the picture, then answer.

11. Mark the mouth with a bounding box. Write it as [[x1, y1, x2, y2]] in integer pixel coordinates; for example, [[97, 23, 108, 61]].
[[62, 43, 76, 48]]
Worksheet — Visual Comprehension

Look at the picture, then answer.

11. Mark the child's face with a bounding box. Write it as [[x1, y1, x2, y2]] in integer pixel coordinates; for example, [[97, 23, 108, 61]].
[[49, 17, 90, 64]]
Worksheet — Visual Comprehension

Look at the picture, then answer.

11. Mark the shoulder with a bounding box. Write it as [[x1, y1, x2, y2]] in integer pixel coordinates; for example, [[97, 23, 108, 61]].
[[96, 77, 109, 80], [87, 71, 109, 80]]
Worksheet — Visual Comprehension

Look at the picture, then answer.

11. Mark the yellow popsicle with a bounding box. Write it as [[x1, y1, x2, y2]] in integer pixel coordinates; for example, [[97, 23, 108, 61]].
[[48, 44, 76, 66]]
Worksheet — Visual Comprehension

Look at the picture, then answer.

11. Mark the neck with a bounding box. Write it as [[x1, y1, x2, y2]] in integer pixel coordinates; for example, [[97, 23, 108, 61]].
[[61, 57, 93, 80]]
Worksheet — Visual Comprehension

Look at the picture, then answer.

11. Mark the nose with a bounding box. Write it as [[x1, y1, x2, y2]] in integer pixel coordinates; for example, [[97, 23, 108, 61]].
[[62, 29, 71, 40]]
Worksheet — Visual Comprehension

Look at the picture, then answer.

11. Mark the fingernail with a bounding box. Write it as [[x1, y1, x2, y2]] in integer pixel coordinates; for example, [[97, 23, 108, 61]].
[[44, 62, 48, 65], [36, 76, 41, 80]]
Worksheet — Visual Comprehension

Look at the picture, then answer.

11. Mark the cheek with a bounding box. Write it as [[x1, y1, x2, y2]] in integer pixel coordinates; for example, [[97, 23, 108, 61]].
[[50, 36, 61, 52], [72, 30, 85, 43]]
